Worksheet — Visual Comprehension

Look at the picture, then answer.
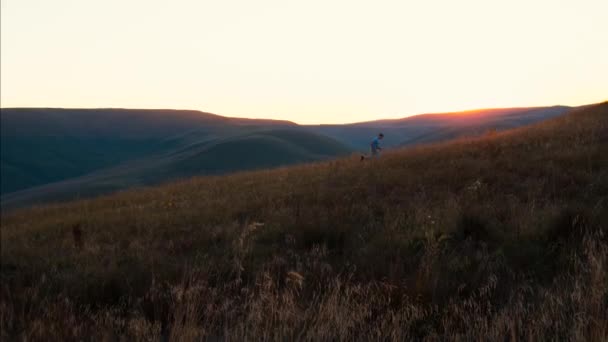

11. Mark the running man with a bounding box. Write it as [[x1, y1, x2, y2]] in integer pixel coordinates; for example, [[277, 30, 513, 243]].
[[361, 133, 384, 161]]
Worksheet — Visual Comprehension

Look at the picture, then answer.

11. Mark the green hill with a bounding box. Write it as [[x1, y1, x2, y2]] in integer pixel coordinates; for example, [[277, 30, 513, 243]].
[[1, 102, 606, 340], [0, 108, 296, 194], [0, 129, 352, 209], [2, 106, 571, 199], [170, 130, 352, 174]]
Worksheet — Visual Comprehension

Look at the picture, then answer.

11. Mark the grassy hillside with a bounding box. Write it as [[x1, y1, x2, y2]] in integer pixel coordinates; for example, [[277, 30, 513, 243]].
[[1, 103, 607, 340], [0, 136, 163, 194], [1, 129, 352, 209], [169, 130, 352, 174], [1, 106, 570, 202], [0, 108, 295, 194]]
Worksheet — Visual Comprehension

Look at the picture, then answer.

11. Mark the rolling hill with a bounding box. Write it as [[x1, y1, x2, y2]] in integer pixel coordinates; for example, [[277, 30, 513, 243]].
[[309, 106, 572, 149], [0, 105, 576, 208], [1, 102, 606, 340], [0, 129, 352, 209], [0, 108, 297, 194]]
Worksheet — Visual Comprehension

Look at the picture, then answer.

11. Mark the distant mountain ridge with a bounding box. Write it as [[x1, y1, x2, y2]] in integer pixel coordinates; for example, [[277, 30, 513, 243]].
[[308, 106, 572, 149], [0, 104, 579, 208], [0, 108, 296, 138], [1, 108, 299, 195]]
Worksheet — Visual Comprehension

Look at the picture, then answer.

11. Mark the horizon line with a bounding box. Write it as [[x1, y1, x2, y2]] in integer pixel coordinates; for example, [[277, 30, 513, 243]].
[[0, 101, 601, 125]]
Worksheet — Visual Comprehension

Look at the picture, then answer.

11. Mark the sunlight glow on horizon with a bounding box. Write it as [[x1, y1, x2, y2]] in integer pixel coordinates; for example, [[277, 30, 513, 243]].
[[1, 0, 607, 124]]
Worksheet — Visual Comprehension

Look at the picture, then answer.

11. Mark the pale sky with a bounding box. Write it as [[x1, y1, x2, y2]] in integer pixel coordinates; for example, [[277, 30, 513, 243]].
[[1, 0, 607, 124]]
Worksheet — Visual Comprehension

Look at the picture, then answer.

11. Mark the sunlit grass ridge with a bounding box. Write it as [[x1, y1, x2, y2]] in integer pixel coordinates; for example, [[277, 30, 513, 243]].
[[1, 102, 607, 340]]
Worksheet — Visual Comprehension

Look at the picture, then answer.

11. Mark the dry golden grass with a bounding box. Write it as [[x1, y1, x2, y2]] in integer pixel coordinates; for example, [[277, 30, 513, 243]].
[[1, 102, 607, 340]]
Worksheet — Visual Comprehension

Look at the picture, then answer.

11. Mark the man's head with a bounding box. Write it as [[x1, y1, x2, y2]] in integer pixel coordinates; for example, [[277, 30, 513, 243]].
[[378, 133, 384, 139]]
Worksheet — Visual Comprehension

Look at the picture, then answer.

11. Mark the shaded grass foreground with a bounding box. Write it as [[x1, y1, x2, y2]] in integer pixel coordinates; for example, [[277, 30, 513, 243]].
[[1, 103, 607, 340]]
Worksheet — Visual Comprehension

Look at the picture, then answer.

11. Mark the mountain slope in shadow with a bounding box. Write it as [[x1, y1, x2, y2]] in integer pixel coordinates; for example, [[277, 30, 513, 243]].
[[308, 106, 572, 150], [0, 129, 352, 209], [1, 108, 296, 194]]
